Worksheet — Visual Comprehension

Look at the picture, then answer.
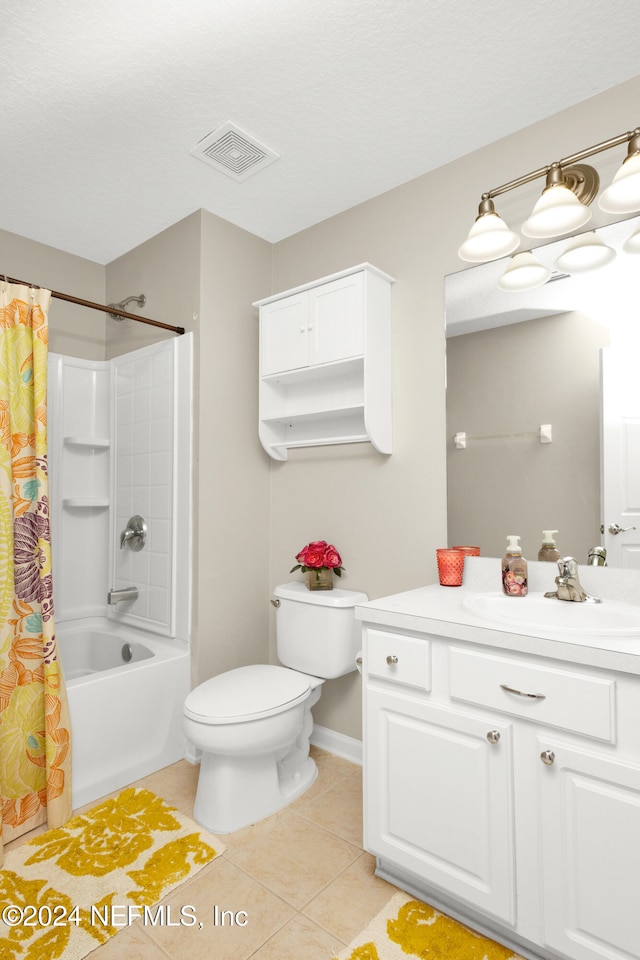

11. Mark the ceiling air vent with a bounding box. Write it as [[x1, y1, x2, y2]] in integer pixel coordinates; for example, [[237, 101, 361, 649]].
[[191, 122, 279, 182]]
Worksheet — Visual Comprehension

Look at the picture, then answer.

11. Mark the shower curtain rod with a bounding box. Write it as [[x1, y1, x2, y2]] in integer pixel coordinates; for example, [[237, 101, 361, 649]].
[[4, 275, 185, 335]]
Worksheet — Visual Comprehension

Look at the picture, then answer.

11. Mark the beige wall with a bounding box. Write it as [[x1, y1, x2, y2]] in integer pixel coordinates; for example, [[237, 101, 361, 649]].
[[2, 73, 639, 745], [196, 211, 272, 681], [446, 311, 610, 563], [0, 228, 105, 358], [105, 211, 201, 360]]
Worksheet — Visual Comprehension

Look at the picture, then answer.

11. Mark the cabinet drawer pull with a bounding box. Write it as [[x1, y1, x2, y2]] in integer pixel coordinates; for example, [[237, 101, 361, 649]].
[[540, 750, 555, 766], [386, 655, 399, 665], [486, 730, 501, 744], [500, 683, 546, 701]]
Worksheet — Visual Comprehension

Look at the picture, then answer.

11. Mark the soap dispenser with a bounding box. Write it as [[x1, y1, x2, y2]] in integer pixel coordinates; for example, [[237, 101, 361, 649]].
[[502, 535, 528, 597], [538, 530, 561, 562]]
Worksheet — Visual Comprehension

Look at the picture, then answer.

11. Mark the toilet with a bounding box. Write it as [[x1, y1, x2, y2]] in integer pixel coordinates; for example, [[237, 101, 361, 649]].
[[183, 581, 368, 834]]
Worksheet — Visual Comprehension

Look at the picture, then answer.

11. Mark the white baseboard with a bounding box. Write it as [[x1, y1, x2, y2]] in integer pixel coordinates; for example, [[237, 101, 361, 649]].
[[184, 742, 201, 764], [311, 724, 362, 766]]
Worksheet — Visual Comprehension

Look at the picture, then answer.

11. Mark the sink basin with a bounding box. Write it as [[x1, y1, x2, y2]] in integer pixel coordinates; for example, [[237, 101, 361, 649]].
[[462, 592, 640, 636]]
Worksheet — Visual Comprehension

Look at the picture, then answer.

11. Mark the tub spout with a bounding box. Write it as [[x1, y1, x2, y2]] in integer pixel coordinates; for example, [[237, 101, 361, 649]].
[[108, 586, 139, 605]]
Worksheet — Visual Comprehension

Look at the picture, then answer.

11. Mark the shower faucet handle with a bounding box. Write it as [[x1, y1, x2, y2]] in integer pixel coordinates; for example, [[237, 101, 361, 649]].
[[120, 515, 147, 551]]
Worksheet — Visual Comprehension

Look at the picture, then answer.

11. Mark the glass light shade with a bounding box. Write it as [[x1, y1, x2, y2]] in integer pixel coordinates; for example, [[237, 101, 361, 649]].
[[553, 232, 616, 274], [598, 155, 640, 214], [498, 252, 551, 291], [623, 223, 640, 254], [458, 213, 520, 263], [522, 183, 592, 238]]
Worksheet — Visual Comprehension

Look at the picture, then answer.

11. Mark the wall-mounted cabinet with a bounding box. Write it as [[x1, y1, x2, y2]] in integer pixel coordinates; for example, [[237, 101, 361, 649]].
[[254, 263, 394, 460]]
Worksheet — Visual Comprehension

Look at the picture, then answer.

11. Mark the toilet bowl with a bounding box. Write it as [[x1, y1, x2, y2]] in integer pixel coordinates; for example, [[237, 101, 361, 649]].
[[183, 582, 367, 834]]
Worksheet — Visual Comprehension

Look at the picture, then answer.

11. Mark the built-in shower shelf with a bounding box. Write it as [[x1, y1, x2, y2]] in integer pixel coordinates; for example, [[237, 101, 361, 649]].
[[63, 498, 109, 509], [63, 436, 110, 448]]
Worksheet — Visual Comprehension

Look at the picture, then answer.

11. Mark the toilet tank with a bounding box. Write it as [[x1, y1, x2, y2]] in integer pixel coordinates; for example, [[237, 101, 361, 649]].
[[273, 582, 368, 679]]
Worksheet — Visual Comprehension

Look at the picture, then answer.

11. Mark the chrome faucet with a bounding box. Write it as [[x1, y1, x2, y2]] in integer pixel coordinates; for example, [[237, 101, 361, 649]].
[[108, 586, 139, 605], [588, 546, 607, 566], [544, 557, 601, 604]]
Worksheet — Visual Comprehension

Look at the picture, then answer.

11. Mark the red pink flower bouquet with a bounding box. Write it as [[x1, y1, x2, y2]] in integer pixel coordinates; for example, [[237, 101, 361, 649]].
[[290, 540, 344, 577]]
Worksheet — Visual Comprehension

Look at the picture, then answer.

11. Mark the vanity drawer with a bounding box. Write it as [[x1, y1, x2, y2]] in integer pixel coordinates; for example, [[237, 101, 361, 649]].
[[449, 647, 615, 741], [366, 629, 431, 690]]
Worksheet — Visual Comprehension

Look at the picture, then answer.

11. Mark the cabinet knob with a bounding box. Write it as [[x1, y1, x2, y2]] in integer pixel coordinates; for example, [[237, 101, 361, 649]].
[[386, 655, 398, 665], [540, 750, 555, 766], [486, 730, 501, 744]]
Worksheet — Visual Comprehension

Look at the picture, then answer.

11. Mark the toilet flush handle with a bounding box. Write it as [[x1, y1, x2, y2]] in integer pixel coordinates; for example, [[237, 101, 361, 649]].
[[270, 598, 281, 607]]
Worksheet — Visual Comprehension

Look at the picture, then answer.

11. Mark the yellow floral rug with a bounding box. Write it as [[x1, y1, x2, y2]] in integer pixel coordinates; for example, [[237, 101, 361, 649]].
[[334, 891, 525, 960], [0, 787, 225, 960]]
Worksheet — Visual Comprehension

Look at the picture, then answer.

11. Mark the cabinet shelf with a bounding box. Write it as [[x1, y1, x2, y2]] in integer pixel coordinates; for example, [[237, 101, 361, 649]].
[[261, 356, 364, 386], [255, 263, 393, 460], [63, 436, 110, 448], [63, 498, 109, 509], [260, 412, 370, 459], [262, 403, 365, 427]]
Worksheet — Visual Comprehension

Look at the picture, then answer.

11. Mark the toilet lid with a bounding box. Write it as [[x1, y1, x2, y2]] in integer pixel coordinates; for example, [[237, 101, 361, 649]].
[[184, 664, 311, 724]]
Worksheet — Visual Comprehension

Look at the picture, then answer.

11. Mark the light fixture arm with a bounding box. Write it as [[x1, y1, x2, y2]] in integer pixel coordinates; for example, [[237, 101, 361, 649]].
[[460, 124, 640, 266], [483, 128, 640, 201]]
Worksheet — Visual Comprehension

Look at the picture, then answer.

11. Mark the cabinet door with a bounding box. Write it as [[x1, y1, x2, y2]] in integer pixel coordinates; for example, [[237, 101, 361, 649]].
[[365, 689, 516, 924], [539, 738, 640, 960], [260, 292, 309, 376], [308, 272, 364, 365]]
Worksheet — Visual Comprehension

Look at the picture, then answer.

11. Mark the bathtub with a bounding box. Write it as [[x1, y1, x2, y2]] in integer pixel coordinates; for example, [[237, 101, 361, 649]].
[[56, 618, 190, 810]]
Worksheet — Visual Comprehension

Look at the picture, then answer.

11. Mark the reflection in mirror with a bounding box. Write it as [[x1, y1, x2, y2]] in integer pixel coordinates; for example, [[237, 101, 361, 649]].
[[445, 215, 640, 569]]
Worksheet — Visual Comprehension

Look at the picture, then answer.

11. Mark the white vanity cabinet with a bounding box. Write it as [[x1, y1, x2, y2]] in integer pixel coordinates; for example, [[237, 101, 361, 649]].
[[359, 592, 640, 960], [538, 743, 640, 960], [255, 263, 393, 460], [367, 682, 516, 923]]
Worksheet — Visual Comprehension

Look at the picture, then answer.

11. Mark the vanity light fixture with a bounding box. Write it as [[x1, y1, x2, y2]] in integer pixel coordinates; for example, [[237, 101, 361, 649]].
[[497, 251, 551, 291], [457, 197, 521, 262], [553, 231, 616, 274], [623, 223, 640, 254], [598, 131, 640, 213], [459, 126, 640, 267], [522, 163, 595, 239]]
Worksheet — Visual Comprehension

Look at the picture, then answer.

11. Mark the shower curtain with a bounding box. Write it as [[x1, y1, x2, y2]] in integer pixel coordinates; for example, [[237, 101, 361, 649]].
[[0, 282, 72, 864]]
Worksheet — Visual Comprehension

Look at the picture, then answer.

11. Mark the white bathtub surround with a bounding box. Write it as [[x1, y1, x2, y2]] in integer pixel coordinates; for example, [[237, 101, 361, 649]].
[[48, 335, 193, 809], [47, 356, 111, 621], [111, 339, 192, 637]]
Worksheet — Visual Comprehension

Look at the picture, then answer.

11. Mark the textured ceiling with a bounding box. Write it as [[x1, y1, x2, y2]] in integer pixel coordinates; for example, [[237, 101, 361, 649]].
[[2, 0, 640, 264]]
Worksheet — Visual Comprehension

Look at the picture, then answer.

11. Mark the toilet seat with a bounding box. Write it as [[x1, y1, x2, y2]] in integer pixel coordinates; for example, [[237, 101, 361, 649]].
[[184, 664, 311, 724]]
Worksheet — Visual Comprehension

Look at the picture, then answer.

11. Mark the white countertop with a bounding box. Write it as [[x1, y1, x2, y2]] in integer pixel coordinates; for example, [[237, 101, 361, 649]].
[[355, 557, 640, 675]]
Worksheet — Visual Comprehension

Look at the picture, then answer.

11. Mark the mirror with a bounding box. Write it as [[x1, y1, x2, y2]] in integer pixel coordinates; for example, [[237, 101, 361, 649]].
[[445, 214, 640, 568]]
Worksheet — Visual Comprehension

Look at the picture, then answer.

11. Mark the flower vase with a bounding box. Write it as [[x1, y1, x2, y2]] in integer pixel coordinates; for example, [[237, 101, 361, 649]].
[[305, 567, 334, 591]]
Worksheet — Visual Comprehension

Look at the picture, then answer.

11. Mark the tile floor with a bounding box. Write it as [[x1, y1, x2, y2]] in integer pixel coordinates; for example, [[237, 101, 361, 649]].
[[6, 747, 399, 959]]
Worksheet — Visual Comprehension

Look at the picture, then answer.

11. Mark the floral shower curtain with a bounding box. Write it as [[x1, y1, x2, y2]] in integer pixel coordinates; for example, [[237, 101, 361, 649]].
[[0, 282, 72, 865]]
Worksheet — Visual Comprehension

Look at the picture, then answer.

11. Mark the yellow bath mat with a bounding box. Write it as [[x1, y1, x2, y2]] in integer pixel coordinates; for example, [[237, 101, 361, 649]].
[[333, 891, 525, 960], [0, 786, 225, 960]]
